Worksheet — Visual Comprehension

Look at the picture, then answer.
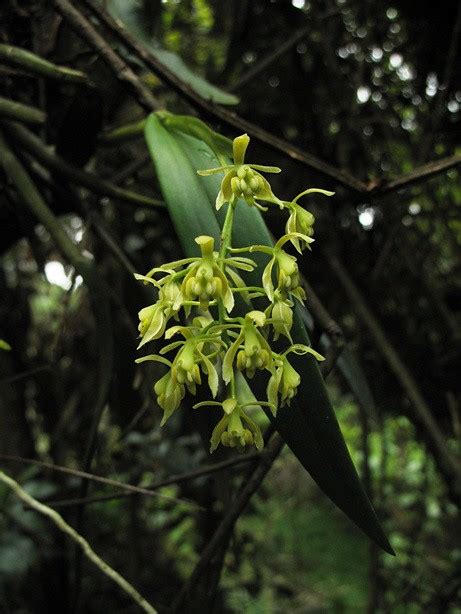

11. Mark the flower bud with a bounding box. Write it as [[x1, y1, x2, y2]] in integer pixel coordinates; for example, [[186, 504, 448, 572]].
[[154, 372, 185, 424], [280, 359, 301, 405], [276, 250, 300, 293], [270, 298, 293, 340], [137, 303, 168, 347]]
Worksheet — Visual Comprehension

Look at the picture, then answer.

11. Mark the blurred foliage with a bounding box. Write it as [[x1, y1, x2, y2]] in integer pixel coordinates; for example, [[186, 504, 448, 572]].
[[1, 0, 460, 612]]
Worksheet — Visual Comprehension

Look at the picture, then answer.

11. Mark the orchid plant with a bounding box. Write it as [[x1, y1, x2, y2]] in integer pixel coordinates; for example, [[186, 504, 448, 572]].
[[135, 134, 333, 452]]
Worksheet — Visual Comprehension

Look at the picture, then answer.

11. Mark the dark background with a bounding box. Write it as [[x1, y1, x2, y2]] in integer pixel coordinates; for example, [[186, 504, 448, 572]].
[[0, 0, 460, 612]]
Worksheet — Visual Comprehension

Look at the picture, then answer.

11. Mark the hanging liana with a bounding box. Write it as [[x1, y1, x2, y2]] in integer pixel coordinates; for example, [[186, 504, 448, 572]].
[[135, 134, 333, 452]]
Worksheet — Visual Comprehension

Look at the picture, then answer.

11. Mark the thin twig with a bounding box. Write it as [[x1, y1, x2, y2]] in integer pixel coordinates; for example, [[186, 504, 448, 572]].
[[80, 0, 459, 197], [0, 453, 201, 509], [170, 434, 284, 612], [0, 128, 115, 611], [88, 212, 137, 275], [45, 452, 260, 508], [302, 277, 345, 348], [109, 154, 151, 185], [53, 0, 160, 112], [2, 121, 164, 209], [0, 365, 52, 386], [0, 469, 157, 614], [80, 0, 367, 193], [370, 154, 461, 195]]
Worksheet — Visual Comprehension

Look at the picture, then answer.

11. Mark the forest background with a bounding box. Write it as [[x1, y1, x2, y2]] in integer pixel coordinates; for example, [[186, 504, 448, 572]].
[[0, 0, 460, 612]]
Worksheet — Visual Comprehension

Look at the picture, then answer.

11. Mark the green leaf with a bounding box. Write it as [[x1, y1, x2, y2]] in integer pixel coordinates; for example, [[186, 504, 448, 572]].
[[298, 308, 379, 422], [144, 112, 394, 555], [144, 114, 221, 255], [107, 0, 239, 106], [159, 112, 233, 160]]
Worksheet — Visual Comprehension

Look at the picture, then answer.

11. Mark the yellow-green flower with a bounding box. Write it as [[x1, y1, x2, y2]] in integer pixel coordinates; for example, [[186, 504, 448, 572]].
[[154, 371, 185, 425], [135, 273, 183, 348], [137, 324, 223, 422], [137, 302, 170, 348], [268, 293, 293, 341], [194, 397, 273, 452], [197, 134, 282, 210], [222, 311, 273, 382], [182, 236, 234, 311], [284, 188, 334, 253], [267, 345, 325, 410], [251, 233, 313, 302]]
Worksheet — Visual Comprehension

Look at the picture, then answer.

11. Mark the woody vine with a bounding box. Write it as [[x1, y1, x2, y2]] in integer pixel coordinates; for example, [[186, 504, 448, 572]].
[[135, 134, 333, 452]]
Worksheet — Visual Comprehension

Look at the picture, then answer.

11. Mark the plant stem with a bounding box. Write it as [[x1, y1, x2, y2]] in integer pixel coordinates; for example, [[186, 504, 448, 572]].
[[217, 200, 236, 327], [219, 201, 236, 264], [0, 469, 157, 614]]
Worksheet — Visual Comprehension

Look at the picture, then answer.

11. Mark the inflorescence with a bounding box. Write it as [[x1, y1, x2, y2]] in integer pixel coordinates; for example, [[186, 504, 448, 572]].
[[135, 134, 333, 452]]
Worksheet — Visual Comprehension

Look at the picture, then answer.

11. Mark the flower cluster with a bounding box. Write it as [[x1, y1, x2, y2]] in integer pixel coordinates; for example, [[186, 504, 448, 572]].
[[136, 134, 332, 452]]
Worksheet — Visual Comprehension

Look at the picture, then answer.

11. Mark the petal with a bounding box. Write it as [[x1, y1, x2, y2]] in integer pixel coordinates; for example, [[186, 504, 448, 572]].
[[159, 340, 184, 354], [275, 232, 314, 251], [233, 134, 250, 166], [216, 190, 226, 211], [165, 325, 189, 339], [193, 401, 223, 409], [197, 165, 233, 176], [240, 411, 264, 450], [135, 354, 172, 367], [222, 330, 244, 383], [255, 174, 282, 203], [286, 344, 325, 361], [290, 287, 306, 302], [160, 392, 181, 426], [292, 187, 335, 203], [246, 310, 266, 327], [173, 292, 185, 311], [249, 164, 281, 173], [137, 308, 166, 347], [285, 213, 302, 254], [262, 257, 275, 301], [266, 372, 280, 410], [210, 415, 229, 452], [134, 273, 161, 287], [226, 267, 250, 304], [195, 235, 215, 257], [198, 349, 219, 398], [214, 267, 235, 312]]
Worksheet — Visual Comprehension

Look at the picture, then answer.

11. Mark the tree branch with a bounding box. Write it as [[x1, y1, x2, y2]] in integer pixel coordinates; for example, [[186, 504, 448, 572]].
[[52, 0, 160, 112], [369, 154, 461, 196], [2, 121, 164, 209], [41, 452, 260, 509], [0, 469, 157, 614], [0, 453, 201, 508], [80, 0, 368, 193]]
